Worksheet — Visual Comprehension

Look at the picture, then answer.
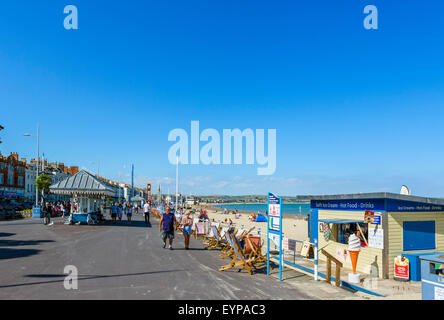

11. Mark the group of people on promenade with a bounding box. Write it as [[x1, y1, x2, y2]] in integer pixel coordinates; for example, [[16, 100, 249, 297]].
[[159, 206, 193, 250], [42, 201, 72, 225], [109, 201, 150, 225]]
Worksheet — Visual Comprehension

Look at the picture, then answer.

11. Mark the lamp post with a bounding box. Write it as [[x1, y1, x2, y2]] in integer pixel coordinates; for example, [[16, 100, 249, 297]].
[[23, 125, 39, 208], [175, 156, 179, 213]]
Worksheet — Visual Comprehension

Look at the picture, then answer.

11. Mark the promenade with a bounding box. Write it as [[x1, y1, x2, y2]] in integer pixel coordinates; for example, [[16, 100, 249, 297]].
[[0, 214, 364, 300]]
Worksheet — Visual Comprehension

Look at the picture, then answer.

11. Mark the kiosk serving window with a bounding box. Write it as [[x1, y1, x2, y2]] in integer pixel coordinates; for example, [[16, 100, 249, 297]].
[[319, 219, 368, 247], [333, 223, 368, 247]]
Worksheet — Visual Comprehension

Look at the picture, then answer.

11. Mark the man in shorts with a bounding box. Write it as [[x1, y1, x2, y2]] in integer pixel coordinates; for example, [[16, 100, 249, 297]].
[[159, 207, 176, 250]]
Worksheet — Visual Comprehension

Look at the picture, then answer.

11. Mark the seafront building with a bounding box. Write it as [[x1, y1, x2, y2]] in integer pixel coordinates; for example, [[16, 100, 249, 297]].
[[0, 153, 26, 200], [0, 152, 79, 203]]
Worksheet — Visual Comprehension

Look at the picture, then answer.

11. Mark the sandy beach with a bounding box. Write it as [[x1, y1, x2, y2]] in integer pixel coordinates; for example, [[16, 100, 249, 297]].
[[194, 204, 309, 254]]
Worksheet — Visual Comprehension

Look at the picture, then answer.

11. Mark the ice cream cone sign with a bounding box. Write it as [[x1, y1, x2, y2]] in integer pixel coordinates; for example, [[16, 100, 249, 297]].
[[348, 232, 361, 274]]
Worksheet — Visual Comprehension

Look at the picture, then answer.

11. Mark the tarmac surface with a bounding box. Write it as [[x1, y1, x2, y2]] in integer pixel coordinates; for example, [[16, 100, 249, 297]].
[[0, 214, 362, 300]]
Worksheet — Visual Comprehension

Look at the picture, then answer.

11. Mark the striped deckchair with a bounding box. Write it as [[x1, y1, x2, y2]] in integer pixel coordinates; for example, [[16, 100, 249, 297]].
[[245, 236, 268, 268], [195, 222, 206, 240], [219, 231, 256, 275]]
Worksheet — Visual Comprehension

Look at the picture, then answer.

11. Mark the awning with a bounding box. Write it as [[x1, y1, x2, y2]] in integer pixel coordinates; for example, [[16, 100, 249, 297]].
[[319, 219, 364, 224]]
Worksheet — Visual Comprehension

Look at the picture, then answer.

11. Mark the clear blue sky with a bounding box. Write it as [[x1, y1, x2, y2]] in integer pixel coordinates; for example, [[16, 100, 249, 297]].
[[1, 1, 444, 196]]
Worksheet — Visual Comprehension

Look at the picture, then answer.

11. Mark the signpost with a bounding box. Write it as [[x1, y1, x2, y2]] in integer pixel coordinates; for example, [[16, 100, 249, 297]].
[[267, 192, 283, 281]]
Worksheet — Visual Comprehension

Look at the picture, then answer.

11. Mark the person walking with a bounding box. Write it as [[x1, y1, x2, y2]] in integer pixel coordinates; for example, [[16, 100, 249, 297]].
[[159, 207, 176, 250], [126, 202, 132, 224], [182, 210, 193, 250], [111, 202, 118, 224], [143, 201, 151, 225], [117, 203, 123, 222], [43, 202, 52, 225]]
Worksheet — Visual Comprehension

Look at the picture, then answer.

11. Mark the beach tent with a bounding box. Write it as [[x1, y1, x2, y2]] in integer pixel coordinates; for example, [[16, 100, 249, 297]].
[[255, 214, 267, 222]]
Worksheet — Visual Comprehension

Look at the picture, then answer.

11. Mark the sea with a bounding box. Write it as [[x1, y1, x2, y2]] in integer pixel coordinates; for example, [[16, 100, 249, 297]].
[[212, 203, 310, 216]]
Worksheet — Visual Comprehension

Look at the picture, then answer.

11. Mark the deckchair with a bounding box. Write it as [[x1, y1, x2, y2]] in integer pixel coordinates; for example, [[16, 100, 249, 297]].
[[245, 236, 268, 268], [219, 232, 256, 275], [220, 226, 254, 259], [206, 224, 228, 250], [219, 228, 237, 258], [191, 217, 200, 239], [203, 222, 217, 246], [175, 215, 183, 231], [195, 222, 206, 240]]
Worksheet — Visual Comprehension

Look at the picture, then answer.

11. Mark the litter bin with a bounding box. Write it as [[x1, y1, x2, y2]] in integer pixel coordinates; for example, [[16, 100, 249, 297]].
[[32, 206, 42, 219], [420, 254, 444, 300]]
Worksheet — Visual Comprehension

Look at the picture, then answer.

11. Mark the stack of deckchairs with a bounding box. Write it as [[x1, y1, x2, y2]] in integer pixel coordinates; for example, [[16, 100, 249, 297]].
[[218, 230, 267, 275], [200, 222, 268, 275]]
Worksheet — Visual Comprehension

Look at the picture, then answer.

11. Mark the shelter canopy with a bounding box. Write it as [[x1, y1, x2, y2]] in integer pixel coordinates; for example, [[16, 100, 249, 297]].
[[49, 169, 116, 197]]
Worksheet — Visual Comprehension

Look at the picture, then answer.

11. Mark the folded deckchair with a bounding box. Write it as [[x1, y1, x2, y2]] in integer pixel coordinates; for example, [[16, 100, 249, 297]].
[[175, 215, 183, 231], [195, 222, 206, 239], [219, 232, 256, 275], [191, 217, 200, 239]]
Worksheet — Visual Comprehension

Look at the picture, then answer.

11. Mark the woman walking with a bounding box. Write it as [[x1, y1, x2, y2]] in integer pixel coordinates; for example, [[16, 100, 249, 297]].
[[126, 202, 132, 224], [118, 203, 123, 222], [182, 210, 193, 250]]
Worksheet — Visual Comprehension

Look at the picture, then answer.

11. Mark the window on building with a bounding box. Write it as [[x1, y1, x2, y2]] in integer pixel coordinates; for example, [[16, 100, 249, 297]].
[[18, 176, 24, 186], [0, 173, 3, 184], [331, 223, 369, 247]]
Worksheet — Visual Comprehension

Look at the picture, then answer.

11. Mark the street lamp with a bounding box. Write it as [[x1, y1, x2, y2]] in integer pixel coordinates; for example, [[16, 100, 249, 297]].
[[23, 125, 40, 208]]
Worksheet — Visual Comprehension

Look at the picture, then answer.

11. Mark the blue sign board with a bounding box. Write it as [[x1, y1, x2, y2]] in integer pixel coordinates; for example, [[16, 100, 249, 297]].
[[267, 192, 283, 281], [371, 215, 381, 225]]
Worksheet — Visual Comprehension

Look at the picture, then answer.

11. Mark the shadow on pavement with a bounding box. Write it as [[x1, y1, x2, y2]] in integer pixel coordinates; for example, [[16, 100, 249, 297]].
[[0, 239, 55, 247], [172, 247, 208, 251], [88, 220, 155, 229], [0, 269, 186, 289], [0, 248, 42, 260], [0, 232, 15, 238]]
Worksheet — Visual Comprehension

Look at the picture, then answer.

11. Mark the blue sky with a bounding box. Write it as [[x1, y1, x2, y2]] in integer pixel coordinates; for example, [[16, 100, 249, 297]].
[[1, 1, 444, 196]]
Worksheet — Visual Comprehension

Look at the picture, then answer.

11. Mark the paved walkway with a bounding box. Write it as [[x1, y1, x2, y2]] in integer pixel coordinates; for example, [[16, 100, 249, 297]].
[[0, 214, 361, 300]]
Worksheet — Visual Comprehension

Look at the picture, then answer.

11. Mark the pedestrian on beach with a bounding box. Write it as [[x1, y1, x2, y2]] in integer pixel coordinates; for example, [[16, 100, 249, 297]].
[[126, 202, 132, 224], [143, 201, 151, 225], [159, 206, 177, 250], [111, 202, 118, 224], [182, 210, 193, 250]]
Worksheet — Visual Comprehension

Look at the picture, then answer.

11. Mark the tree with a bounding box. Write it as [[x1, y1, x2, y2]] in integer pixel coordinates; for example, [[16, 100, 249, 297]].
[[35, 174, 52, 202]]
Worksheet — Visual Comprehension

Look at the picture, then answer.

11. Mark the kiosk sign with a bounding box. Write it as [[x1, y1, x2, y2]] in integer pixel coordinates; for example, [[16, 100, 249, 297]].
[[394, 256, 409, 281], [267, 192, 283, 281]]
